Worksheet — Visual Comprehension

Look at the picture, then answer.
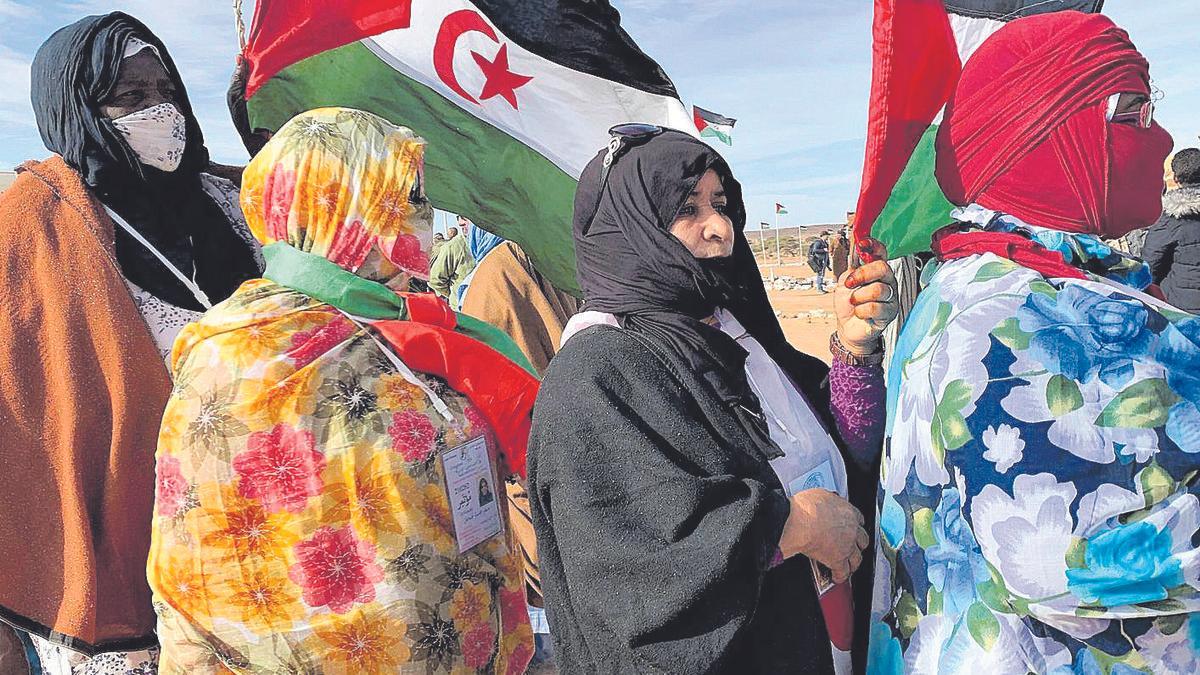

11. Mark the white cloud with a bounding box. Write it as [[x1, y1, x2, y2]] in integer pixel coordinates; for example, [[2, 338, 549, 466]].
[[0, 0, 33, 19]]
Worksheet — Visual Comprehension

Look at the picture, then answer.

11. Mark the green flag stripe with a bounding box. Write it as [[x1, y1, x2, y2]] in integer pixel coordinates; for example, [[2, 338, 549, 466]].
[[871, 125, 955, 259], [247, 41, 581, 296]]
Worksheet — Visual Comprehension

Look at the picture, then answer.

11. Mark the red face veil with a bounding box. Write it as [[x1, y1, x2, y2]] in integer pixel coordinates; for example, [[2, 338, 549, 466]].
[[935, 11, 1173, 239]]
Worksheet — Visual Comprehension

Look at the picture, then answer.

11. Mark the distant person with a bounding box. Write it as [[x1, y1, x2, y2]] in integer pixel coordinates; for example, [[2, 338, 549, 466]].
[[455, 221, 506, 307], [830, 226, 851, 281], [1143, 147, 1200, 312], [808, 232, 831, 292], [0, 13, 262, 672], [430, 231, 447, 260], [430, 216, 477, 308]]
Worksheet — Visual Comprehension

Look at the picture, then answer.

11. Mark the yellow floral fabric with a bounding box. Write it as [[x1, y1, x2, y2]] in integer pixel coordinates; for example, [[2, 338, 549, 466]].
[[239, 107, 434, 280], [149, 109, 532, 674], [148, 281, 533, 674]]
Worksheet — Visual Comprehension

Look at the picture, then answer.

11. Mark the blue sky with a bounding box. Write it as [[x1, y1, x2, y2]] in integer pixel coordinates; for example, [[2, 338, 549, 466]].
[[1, 1, 1198, 229]]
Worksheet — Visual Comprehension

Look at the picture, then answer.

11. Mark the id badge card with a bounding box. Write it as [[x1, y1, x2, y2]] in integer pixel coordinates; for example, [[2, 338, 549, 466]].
[[440, 436, 504, 554]]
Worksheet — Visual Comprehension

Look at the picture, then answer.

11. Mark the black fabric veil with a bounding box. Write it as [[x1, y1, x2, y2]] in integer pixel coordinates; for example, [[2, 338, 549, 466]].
[[573, 129, 792, 409], [31, 13, 259, 310]]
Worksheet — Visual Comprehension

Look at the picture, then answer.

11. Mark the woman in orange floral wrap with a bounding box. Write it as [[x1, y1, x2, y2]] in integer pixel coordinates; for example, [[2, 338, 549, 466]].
[[147, 108, 537, 674]]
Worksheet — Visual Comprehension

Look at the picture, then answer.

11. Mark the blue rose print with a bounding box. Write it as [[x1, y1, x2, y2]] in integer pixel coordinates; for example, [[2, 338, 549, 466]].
[[1018, 286, 1154, 389], [1065, 520, 1183, 607], [924, 488, 989, 617], [1157, 318, 1200, 453], [880, 492, 906, 549], [867, 623, 904, 675]]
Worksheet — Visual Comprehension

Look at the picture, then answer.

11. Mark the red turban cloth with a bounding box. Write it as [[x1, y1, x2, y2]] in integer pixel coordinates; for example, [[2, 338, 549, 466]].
[[935, 11, 1173, 239]]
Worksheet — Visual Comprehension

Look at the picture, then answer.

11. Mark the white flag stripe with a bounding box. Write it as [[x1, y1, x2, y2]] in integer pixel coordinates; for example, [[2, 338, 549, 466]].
[[364, 0, 696, 180], [948, 13, 1006, 68]]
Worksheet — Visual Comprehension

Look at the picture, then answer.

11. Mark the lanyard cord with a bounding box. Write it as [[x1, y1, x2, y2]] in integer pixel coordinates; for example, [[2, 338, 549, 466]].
[[103, 206, 213, 310], [337, 311, 456, 423]]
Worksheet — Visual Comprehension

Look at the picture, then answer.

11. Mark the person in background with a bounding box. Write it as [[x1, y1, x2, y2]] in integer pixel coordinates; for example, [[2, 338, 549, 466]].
[[430, 231, 447, 260], [530, 127, 898, 673], [430, 216, 478, 308], [871, 13, 1199, 673], [148, 108, 539, 673], [0, 13, 261, 674], [831, 226, 852, 282], [808, 230, 832, 292], [454, 221, 506, 307], [460, 234, 582, 674], [1143, 147, 1200, 313]]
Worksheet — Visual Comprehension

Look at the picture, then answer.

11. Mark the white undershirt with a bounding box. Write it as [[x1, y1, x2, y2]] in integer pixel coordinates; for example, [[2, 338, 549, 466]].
[[561, 310, 847, 498]]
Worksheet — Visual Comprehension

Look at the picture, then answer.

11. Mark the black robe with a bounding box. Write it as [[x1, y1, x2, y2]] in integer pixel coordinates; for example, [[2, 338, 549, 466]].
[[529, 325, 878, 674]]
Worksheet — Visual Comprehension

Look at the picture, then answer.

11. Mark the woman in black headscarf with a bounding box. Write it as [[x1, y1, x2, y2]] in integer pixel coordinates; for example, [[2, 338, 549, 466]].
[[0, 12, 259, 674], [528, 128, 898, 674]]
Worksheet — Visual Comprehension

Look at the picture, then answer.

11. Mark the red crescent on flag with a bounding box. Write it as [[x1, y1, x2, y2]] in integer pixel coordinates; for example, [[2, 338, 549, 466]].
[[433, 10, 500, 105]]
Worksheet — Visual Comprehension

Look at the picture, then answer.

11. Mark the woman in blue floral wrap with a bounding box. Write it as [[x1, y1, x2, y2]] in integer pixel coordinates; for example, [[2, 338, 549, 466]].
[[869, 12, 1200, 674]]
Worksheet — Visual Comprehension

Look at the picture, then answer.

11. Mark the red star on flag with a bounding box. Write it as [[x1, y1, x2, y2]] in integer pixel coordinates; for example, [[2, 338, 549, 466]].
[[471, 44, 533, 110]]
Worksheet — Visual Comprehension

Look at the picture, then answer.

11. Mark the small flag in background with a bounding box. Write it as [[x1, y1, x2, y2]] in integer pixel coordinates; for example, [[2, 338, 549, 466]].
[[760, 221, 772, 229], [776, 203, 788, 215], [693, 106, 736, 145]]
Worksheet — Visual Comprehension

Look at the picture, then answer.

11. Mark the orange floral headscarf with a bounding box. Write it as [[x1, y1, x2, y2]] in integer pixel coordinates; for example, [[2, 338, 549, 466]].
[[241, 108, 434, 279]]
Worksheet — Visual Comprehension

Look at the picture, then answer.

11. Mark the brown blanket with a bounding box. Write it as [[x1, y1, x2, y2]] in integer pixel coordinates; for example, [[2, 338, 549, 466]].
[[462, 241, 578, 605], [0, 157, 168, 653], [462, 241, 579, 375]]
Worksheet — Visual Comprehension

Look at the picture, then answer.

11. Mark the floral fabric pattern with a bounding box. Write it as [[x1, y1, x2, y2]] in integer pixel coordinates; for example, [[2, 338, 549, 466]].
[[870, 222, 1200, 674], [238, 108, 433, 281], [148, 280, 532, 674]]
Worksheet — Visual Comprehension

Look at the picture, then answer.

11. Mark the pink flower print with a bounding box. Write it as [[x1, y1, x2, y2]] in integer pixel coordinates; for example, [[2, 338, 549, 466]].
[[463, 406, 497, 448], [324, 219, 373, 270], [262, 165, 297, 240], [155, 455, 188, 517], [289, 526, 384, 613], [286, 319, 355, 368], [385, 234, 431, 279], [233, 424, 325, 513], [460, 622, 498, 669], [499, 588, 530, 632], [506, 638, 535, 675], [389, 410, 438, 463]]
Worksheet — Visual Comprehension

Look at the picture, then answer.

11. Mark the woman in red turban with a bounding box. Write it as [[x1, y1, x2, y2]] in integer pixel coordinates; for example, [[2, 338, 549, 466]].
[[871, 11, 1200, 674]]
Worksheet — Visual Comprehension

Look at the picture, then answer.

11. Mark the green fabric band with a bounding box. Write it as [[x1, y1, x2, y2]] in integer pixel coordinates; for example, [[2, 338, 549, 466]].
[[262, 242, 537, 376]]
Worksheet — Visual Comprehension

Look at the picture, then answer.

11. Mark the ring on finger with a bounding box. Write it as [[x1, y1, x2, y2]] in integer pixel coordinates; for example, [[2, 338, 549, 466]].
[[880, 284, 896, 304]]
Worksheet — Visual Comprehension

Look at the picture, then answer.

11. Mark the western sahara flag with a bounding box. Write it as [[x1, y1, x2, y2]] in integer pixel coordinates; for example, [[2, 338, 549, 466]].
[[243, 0, 697, 295], [852, 0, 1105, 258], [694, 106, 736, 145]]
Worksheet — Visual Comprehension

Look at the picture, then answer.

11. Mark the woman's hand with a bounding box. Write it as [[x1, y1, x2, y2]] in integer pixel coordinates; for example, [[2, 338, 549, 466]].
[[834, 238, 899, 356], [779, 488, 869, 583]]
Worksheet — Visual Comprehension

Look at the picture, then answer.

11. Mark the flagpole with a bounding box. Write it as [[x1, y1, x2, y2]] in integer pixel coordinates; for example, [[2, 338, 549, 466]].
[[774, 210, 781, 268]]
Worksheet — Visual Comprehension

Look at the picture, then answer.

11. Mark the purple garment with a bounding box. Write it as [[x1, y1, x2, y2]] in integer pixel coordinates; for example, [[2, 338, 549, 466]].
[[828, 357, 885, 472]]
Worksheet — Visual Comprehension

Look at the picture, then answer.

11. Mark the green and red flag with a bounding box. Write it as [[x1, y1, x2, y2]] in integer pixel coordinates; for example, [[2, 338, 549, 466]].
[[776, 203, 789, 215], [242, 0, 699, 295], [853, 0, 1106, 258], [693, 106, 736, 146]]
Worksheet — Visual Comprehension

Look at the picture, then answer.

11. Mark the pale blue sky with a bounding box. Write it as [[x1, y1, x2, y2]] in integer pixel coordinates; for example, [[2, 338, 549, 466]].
[[1, 1, 1197, 229]]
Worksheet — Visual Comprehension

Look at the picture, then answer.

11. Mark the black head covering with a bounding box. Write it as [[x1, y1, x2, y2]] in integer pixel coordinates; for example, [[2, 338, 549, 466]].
[[31, 13, 259, 310], [573, 129, 790, 415]]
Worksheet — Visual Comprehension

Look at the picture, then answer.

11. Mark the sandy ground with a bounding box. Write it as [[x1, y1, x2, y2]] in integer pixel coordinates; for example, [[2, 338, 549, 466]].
[[760, 263, 838, 364]]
